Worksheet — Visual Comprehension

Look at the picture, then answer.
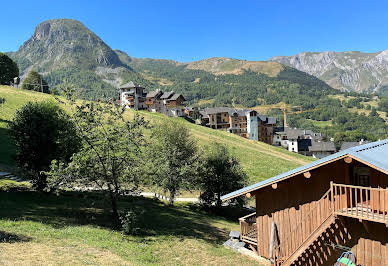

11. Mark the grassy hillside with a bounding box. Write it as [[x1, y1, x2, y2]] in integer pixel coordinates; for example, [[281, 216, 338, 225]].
[[0, 187, 266, 265], [0, 85, 313, 183], [0, 86, 314, 265]]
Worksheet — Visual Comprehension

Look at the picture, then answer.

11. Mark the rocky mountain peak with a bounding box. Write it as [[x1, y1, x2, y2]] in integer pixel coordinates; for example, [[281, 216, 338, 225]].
[[14, 19, 122, 73], [270, 51, 388, 94]]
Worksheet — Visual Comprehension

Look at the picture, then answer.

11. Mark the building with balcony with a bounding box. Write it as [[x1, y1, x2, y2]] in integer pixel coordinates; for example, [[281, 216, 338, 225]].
[[118, 81, 147, 110], [199, 107, 276, 144], [222, 139, 388, 265]]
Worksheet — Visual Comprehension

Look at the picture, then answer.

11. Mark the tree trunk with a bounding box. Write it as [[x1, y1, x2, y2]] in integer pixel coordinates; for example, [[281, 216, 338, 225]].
[[216, 192, 222, 208], [169, 189, 175, 206], [108, 189, 120, 222]]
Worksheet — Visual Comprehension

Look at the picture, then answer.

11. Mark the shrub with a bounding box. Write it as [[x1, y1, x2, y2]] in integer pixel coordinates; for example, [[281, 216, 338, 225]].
[[9, 101, 80, 191], [121, 207, 145, 235], [198, 143, 248, 208], [0, 53, 19, 85]]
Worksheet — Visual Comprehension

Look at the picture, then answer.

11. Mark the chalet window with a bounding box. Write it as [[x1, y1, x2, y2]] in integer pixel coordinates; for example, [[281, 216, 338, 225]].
[[353, 167, 370, 187]]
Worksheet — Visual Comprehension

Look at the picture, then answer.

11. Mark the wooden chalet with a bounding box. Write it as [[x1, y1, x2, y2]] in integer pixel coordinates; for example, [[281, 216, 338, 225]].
[[222, 139, 388, 265]]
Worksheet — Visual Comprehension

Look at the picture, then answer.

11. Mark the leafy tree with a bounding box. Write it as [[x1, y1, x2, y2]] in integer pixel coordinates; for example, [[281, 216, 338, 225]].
[[370, 108, 379, 117], [0, 52, 19, 85], [46, 90, 148, 221], [146, 120, 199, 205], [197, 143, 248, 208], [9, 101, 79, 191], [21, 70, 49, 93], [378, 97, 388, 113]]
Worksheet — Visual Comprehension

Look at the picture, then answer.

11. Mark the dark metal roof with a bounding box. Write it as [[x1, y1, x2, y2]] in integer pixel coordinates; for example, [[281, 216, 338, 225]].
[[146, 90, 163, 98], [119, 81, 142, 89], [160, 91, 174, 99], [170, 93, 185, 101], [275, 128, 320, 140], [203, 107, 234, 115], [267, 117, 277, 125], [221, 139, 388, 201], [308, 141, 336, 152], [340, 141, 370, 151]]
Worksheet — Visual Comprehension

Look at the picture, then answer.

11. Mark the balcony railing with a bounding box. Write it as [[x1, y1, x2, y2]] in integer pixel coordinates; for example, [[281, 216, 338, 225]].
[[239, 212, 257, 245], [332, 183, 388, 224]]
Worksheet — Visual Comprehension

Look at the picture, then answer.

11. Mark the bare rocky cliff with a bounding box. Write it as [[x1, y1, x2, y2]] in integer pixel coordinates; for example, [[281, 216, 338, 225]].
[[13, 19, 122, 73], [270, 51, 388, 95]]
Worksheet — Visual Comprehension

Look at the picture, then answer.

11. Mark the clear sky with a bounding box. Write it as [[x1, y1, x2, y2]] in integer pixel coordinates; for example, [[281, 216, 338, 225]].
[[1, 0, 387, 62]]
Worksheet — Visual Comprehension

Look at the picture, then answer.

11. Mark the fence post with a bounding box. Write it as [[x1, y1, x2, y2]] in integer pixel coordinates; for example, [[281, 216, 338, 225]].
[[330, 181, 334, 213]]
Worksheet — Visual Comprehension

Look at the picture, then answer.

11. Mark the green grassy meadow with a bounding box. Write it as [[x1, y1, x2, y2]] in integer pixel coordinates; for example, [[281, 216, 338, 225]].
[[0, 85, 316, 265], [0, 188, 263, 265], [0, 85, 313, 184]]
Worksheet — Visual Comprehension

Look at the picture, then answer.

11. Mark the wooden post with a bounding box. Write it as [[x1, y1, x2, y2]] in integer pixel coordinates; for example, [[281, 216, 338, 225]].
[[303, 171, 311, 178], [344, 157, 352, 164], [269, 222, 277, 264], [330, 181, 334, 212]]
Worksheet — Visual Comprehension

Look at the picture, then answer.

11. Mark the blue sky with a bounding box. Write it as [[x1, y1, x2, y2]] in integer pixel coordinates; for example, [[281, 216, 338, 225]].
[[1, 0, 387, 62]]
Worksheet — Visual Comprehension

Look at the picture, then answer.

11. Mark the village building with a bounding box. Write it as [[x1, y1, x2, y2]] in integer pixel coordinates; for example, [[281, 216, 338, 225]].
[[145, 89, 164, 113], [184, 107, 201, 120], [308, 141, 337, 159], [340, 140, 370, 151], [118, 81, 147, 110], [273, 128, 322, 151], [273, 127, 334, 157], [222, 139, 388, 265], [199, 107, 276, 144], [119, 83, 186, 117]]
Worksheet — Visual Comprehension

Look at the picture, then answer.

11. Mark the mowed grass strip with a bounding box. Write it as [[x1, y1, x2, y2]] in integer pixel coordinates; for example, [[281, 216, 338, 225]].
[[0, 191, 261, 265]]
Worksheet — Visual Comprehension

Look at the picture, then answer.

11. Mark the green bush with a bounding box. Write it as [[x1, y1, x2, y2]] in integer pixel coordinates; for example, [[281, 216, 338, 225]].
[[0, 53, 19, 85], [9, 101, 80, 191], [0, 180, 31, 192], [120, 207, 145, 235], [198, 143, 248, 208]]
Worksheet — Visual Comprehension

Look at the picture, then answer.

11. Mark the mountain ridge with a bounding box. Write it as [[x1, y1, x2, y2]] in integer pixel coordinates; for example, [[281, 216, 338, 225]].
[[270, 50, 388, 95], [8, 19, 338, 99]]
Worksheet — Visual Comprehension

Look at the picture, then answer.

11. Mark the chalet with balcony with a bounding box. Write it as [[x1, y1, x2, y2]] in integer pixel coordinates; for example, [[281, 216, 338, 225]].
[[222, 139, 388, 265], [145, 89, 164, 113], [118, 81, 147, 110], [199, 107, 276, 145]]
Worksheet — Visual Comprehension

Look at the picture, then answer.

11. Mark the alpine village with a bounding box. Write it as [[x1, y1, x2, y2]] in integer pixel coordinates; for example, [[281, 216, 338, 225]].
[[1, 6, 388, 266]]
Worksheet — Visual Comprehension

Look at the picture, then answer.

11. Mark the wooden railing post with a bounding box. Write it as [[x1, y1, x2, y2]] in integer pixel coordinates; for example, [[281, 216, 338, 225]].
[[330, 181, 334, 213]]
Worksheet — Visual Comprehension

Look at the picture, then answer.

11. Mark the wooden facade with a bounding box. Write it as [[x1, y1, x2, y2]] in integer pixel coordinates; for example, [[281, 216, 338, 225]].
[[204, 108, 274, 144], [237, 156, 388, 265]]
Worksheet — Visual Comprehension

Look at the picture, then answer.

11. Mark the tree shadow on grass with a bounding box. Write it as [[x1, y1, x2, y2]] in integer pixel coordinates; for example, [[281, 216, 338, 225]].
[[0, 191, 235, 245], [0, 231, 31, 243], [0, 126, 15, 166]]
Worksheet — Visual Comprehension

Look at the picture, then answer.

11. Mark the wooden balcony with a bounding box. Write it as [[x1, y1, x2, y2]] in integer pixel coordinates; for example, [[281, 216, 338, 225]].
[[239, 212, 257, 245], [332, 183, 388, 224]]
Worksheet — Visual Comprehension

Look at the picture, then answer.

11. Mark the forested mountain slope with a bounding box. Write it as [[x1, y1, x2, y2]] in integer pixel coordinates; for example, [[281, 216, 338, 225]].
[[6, 19, 388, 141]]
